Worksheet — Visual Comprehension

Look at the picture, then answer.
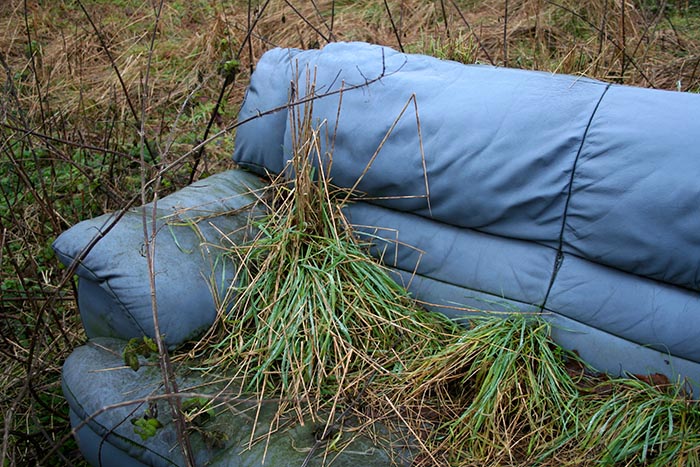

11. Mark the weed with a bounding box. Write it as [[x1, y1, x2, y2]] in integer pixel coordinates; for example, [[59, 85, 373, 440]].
[[205, 85, 457, 423]]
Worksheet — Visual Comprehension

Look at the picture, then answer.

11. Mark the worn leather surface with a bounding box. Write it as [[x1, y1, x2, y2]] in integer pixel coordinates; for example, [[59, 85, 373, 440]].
[[53, 169, 266, 347], [63, 338, 411, 467]]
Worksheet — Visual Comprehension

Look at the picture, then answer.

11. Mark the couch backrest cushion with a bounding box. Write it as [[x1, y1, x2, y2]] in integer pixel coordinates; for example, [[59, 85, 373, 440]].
[[233, 43, 700, 387], [234, 41, 700, 292]]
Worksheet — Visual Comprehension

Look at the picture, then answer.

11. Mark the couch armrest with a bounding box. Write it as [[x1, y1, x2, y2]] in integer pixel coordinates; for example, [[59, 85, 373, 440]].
[[52, 169, 266, 347]]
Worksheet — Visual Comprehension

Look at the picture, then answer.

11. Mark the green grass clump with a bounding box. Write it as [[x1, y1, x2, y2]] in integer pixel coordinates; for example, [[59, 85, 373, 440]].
[[206, 96, 457, 418], [576, 378, 700, 466], [397, 314, 586, 465], [387, 313, 700, 466]]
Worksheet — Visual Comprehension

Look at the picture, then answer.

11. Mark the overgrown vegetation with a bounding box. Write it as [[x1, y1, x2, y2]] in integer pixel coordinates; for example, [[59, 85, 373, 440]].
[[206, 100, 456, 405], [199, 138, 700, 463], [1, 0, 699, 465]]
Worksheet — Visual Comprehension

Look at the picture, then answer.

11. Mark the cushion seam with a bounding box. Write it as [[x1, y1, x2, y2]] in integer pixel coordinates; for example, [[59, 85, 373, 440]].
[[541, 83, 612, 312]]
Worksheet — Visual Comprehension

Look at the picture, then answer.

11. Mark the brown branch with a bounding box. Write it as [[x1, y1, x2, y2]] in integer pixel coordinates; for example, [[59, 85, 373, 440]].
[[138, 1, 195, 464], [284, 0, 330, 44], [75, 0, 158, 161], [448, 0, 495, 65], [383, 0, 404, 53], [503, 0, 509, 66]]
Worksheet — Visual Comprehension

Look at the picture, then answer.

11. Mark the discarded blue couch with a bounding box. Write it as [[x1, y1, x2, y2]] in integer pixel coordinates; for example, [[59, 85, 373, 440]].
[[55, 42, 700, 466]]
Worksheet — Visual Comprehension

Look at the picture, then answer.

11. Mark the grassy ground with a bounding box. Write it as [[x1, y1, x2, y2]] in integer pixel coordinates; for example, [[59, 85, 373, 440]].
[[1, 0, 699, 465]]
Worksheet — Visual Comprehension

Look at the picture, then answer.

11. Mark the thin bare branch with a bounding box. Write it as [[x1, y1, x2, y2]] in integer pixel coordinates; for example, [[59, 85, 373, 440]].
[[383, 0, 405, 52], [448, 0, 495, 65], [137, 1, 195, 464]]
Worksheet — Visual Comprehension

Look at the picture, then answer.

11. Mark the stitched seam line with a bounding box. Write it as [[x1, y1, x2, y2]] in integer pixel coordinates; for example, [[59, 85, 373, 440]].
[[541, 83, 612, 312]]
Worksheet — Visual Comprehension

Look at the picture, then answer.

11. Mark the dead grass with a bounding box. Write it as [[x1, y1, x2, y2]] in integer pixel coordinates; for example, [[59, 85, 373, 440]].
[[1, 0, 699, 465]]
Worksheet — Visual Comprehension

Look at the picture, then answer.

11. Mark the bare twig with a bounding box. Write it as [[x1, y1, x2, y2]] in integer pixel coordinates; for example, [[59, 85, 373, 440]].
[[75, 0, 158, 161], [624, 0, 669, 79], [439, 0, 451, 38], [189, 0, 275, 182], [187, 67, 236, 184], [309, 0, 337, 42], [620, 0, 626, 82], [22, 0, 46, 127], [156, 50, 402, 187], [330, 0, 337, 40], [247, 0, 254, 74], [448, 0, 495, 65], [383, 0, 405, 52], [284, 0, 330, 44], [138, 2, 194, 465], [503, 0, 509, 66], [595, 0, 609, 76], [238, 0, 273, 66]]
